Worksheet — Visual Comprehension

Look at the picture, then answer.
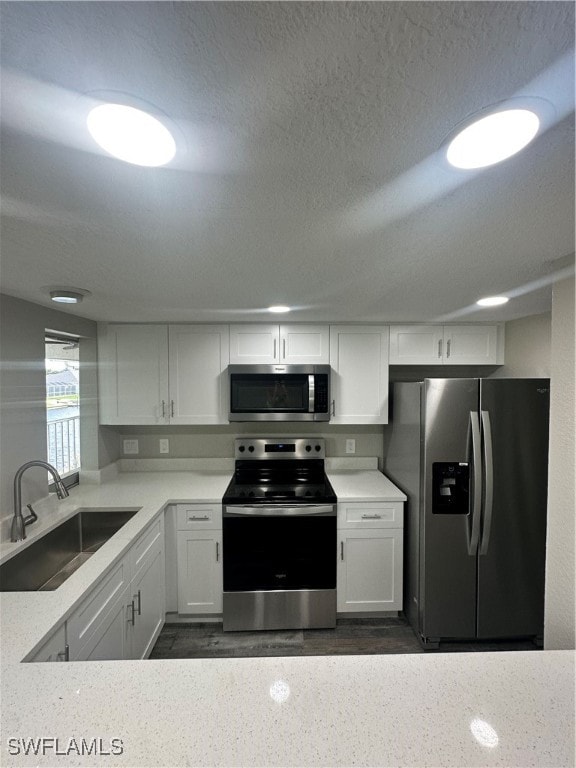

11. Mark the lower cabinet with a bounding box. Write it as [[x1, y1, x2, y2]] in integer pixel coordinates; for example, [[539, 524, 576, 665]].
[[337, 501, 404, 613], [29, 623, 68, 662], [68, 516, 165, 662], [175, 503, 222, 616], [130, 546, 165, 658], [76, 587, 132, 661]]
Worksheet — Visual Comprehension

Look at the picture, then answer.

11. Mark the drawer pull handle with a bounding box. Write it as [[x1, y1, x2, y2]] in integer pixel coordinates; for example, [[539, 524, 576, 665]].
[[216, 542, 220, 562], [361, 514, 382, 519], [340, 541, 344, 561], [134, 589, 142, 616], [189, 515, 210, 521]]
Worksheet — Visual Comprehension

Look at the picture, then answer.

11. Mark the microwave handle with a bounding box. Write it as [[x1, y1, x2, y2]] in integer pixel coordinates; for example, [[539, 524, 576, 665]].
[[308, 375, 315, 413]]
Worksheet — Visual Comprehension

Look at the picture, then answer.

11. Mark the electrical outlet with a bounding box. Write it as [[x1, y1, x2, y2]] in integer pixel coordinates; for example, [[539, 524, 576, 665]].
[[123, 439, 139, 455], [159, 439, 170, 454], [345, 439, 356, 454]]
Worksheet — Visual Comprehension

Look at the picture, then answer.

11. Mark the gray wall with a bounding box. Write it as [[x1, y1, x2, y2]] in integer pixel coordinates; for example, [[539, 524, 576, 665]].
[[0, 294, 118, 538], [544, 278, 575, 649], [118, 423, 385, 465], [490, 313, 551, 378]]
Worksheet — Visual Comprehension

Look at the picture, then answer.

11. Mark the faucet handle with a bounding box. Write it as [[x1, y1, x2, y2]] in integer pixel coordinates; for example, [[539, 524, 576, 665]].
[[24, 504, 38, 525]]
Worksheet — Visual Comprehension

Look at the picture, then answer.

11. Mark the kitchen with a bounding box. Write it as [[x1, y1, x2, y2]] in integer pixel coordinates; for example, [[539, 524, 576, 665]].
[[0, 2, 574, 766]]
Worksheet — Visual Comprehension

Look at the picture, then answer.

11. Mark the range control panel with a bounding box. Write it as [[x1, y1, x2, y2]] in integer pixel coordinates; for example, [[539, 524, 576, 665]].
[[234, 438, 326, 460]]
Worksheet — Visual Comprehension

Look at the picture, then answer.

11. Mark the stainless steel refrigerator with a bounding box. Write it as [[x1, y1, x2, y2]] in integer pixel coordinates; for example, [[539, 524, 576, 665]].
[[386, 378, 549, 648]]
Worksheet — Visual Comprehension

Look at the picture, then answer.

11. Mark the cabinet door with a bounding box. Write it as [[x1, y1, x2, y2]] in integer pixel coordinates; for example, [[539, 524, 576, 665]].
[[168, 325, 229, 424], [29, 624, 67, 663], [75, 586, 131, 661], [130, 547, 165, 659], [337, 529, 403, 612], [229, 325, 280, 363], [177, 531, 223, 614], [329, 326, 389, 424], [389, 325, 444, 365], [444, 325, 500, 364], [279, 325, 329, 364], [98, 324, 169, 424]]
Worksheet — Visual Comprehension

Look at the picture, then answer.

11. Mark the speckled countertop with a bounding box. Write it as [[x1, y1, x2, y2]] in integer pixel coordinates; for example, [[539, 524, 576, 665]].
[[1, 466, 574, 767]]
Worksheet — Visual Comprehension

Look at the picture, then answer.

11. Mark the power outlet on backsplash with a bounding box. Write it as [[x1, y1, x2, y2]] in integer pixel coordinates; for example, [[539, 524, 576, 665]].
[[345, 439, 356, 454], [123, 439, 139, 455]]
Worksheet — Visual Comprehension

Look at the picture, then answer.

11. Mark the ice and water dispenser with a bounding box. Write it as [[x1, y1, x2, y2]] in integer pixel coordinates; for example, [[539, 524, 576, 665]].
[[432, 463, 470, 514]]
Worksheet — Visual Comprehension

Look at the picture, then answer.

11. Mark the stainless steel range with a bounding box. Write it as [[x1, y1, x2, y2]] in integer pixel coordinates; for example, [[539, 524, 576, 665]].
[[222, 438, 337, 632]]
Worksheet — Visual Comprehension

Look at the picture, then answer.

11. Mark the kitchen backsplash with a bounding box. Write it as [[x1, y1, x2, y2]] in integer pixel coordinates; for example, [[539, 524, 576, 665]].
[[117, 424, 386, 468]]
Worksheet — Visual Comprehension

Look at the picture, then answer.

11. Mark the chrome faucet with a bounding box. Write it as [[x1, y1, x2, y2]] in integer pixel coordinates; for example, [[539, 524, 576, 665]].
[[11, 461, 69, 542]]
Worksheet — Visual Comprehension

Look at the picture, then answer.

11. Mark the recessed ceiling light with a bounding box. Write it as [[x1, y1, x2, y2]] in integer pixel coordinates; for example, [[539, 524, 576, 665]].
[[87, 103, 176, 166], [49, 288, 91, 304], [268, 305, 291, 314], [477, 296, 509, 307], [447, 109, 540, 169]]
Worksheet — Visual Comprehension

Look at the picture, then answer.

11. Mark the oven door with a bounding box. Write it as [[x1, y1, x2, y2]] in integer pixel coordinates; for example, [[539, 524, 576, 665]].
[[223, 506, 336, 592]]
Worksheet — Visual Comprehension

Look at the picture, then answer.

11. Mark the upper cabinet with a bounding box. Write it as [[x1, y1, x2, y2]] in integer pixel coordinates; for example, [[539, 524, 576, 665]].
[[229, 324, 329, 364], [98, 324, 169, 425], [389, 324, 504, 365], [168, 325, 229, 424], [329, 326, 390, 424], [98, 324, 229, 425]]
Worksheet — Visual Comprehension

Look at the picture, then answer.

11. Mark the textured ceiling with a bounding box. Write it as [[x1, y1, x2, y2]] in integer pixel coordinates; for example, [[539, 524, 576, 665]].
[[0, 1, 574, 323]]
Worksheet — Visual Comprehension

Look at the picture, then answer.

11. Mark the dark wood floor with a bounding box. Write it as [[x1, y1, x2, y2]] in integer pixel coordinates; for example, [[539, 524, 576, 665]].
[[150, 616, 540, 659]]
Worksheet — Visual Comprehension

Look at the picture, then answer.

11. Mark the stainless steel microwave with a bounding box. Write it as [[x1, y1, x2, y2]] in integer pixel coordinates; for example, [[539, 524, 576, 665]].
[[228, 365, 331, 422]]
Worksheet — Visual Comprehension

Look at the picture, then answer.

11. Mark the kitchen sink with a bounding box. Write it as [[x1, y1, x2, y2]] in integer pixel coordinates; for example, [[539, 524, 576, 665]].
[[0, 509, 139, 591]]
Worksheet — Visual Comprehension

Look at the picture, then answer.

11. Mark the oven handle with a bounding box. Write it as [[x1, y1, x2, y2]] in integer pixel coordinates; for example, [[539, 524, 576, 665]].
[[224, 505, 336, 517]]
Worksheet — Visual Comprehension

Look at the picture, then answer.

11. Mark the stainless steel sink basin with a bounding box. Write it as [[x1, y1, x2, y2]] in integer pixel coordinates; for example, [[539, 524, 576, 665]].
[[0, 509, 139, 591]]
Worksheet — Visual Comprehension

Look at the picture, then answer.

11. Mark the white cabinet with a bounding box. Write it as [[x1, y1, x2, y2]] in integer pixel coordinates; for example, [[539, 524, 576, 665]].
[[337, 501, 403, 613], [176, 504, 222, 615], [389, 324, 503, 365], [68, 516, 165, 661], [76, 587, 131, 661], [98, 323, 229, 425], [129, 546, 165, 658], [168, 325, 229, 424], [29, 624, 68, 662], [128, 517, 165, 659], [329, 326, 390, 424], [98, 324, 169, 425], [229, 324, 329, 364]]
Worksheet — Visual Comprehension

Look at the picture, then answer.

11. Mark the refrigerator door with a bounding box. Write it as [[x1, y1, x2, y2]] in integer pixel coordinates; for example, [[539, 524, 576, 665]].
[[477, 379, 549, 639], [421, 379, 479, 640]]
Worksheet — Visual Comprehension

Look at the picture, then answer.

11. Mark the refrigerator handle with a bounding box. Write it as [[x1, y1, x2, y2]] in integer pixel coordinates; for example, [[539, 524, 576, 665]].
[[468, 411, 482, 556], [479, 410, 494, 555]]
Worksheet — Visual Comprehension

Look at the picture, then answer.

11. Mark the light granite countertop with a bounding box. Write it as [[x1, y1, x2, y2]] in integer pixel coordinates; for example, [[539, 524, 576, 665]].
[[1, 465, 574, 767]]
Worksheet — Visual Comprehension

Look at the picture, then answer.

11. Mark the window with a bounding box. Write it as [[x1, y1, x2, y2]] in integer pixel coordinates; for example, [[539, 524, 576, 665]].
[[45, 334, 80, 485]]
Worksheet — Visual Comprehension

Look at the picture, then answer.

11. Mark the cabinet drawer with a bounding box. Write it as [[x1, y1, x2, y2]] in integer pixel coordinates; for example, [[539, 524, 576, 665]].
[[130, 517, 164, 577], [338, 502, 403, 528], [176, 504, 221, 530], [67, 559, 129, 656]]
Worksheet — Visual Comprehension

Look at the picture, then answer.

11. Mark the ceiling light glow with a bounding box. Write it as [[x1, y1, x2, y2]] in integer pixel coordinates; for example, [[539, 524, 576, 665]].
[[49, 288, 91, 304], [87, 103, 176, 166], [268, 305, 291, 314], [477, 296, 509, 307], [447, 109, 540, 169]]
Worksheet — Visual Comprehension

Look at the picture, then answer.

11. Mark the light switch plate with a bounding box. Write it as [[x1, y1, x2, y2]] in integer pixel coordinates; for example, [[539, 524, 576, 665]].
[[159, 439, 170, 454], [123, 439, 139, 455], [345, 439, 356, 454]]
